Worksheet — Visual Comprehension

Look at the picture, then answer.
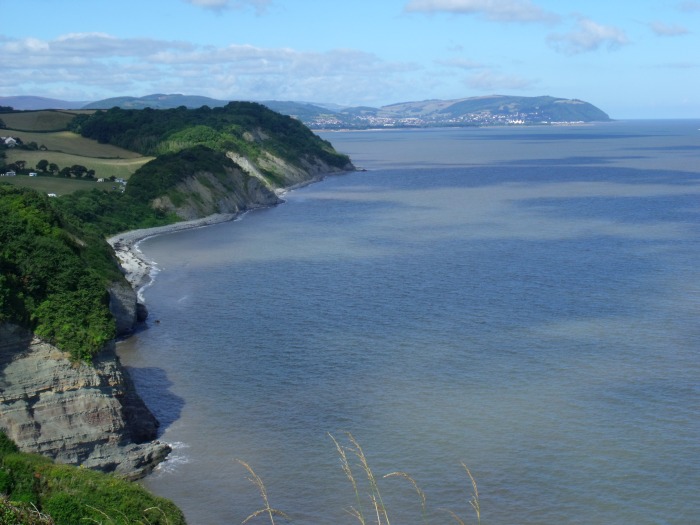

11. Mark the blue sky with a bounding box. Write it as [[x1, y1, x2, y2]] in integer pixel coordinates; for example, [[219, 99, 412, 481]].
[[1, 0, 699, 118]]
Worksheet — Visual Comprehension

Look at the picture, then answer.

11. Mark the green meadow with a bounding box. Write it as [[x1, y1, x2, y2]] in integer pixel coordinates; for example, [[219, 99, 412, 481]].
[[0, 175, 119, 196], [2, 111, 153, 193], [1, 110, 86, 132]]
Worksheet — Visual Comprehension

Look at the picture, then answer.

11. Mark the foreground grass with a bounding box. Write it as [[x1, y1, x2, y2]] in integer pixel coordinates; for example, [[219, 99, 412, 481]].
[[239, 433, 482, 525], [0, 433, 185, 525]]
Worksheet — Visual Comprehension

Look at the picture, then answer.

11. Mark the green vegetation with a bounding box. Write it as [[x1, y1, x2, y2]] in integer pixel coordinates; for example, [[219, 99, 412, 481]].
[[0, 110, 80, 132], [125, 145, 238, 203], [5, 130, 143, 159], [70, 101, 351, 169], [5, 150, 151, 182], [0, 184, 121, 361], [0, 432, 185, 525], [0, 175, 122, 197], [1, 103, 351, 360], [1, 111, 153, 195]]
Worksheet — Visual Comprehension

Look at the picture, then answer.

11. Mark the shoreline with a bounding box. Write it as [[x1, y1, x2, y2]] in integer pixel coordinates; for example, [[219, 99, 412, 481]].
[[105, 173, 330, 300], [107, 213, 239, 298]]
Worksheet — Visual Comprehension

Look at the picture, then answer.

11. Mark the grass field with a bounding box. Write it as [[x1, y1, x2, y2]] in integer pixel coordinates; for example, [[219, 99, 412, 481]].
[[7, 130, 143, 158], [2, 111, 153, 183], [1, 175, 120, 196], [1, 110, 86, 131], [5, 149, 152, 180]]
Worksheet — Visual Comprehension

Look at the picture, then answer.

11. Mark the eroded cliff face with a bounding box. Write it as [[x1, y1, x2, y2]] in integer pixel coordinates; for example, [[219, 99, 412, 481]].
[[151, 163, 281, 221], [0, 323, 169, 480], [150, 150, 353, 221]]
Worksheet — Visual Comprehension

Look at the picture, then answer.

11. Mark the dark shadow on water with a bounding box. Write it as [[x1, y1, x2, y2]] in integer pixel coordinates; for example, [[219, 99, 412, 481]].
[[495, 155, 648, 166], [123, 366, 185, 435]]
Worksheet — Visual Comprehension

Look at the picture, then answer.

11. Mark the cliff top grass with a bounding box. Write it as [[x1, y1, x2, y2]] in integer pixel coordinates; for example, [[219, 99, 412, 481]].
[[0, 432, 185, 525]]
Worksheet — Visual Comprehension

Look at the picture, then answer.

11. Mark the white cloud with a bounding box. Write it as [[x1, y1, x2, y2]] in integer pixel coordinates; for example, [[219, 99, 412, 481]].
[[547, 17, 629, 55], [465, 70, 536, 90], [0, 33, 416, 105], [404, 0, 559, 23], [184, 0, 271, 13], [649, 21, 689, 36]]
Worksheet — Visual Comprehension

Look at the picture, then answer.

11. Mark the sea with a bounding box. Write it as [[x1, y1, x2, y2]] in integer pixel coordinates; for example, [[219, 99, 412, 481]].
[[117, 121, 700, 525]]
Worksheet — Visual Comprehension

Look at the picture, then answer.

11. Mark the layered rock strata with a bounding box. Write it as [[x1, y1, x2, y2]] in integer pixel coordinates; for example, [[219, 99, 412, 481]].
[[0, 323, 169, 480]]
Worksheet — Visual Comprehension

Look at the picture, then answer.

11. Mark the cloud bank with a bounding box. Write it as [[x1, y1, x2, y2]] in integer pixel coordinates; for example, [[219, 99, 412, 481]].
[[0, 33, 416, 104], [404, 0, 559, 23], [547, 17, 629, 54]]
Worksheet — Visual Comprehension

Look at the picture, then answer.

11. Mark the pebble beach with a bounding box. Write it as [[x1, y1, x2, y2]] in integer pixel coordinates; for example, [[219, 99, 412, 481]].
[[107, 213, 237, 294]]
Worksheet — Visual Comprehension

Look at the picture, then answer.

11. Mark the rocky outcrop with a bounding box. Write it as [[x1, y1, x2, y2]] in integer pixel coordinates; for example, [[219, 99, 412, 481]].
[[151, 150, 354, 221], [108, 280, 147, 337], [0, 323, 169, 480], [151, 163, 281, 221]]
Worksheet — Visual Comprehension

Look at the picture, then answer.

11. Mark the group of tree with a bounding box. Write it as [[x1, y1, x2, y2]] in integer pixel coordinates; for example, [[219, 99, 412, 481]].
[[0, 184, 124, 361], [2, 157, 102, 180], [70, 101, 350, 169]]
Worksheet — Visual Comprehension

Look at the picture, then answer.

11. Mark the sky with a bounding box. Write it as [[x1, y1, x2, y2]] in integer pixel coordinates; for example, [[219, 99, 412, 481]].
[[1, 0, 699, 119]]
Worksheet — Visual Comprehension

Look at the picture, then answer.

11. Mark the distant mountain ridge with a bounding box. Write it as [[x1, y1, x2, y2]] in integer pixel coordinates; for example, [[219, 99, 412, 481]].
[[1, 93, 611, 128]]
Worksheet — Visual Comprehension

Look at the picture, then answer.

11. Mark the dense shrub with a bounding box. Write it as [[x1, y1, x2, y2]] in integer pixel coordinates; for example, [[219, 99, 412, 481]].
[[0, 185, 118, 360]]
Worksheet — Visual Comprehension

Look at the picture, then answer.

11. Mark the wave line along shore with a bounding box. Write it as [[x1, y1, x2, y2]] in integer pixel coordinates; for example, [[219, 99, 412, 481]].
[[107, 213, 238, 299]]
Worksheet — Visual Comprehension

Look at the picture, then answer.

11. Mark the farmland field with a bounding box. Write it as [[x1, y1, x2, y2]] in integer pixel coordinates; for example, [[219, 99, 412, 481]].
[[3, 110, 153, 182], [5, 149, 152, 180], [1, 110, 86, 131], [7, 130, 143, 158], [0, 174, 120, 196]]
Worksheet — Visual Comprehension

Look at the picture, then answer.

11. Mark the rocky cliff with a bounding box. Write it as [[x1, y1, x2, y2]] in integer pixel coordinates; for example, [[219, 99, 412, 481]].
[[0, 323, 169, 480], [150, 149, 352, 220]]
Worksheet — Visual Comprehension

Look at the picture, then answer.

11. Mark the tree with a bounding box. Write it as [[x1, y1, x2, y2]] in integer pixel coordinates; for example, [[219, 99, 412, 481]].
[[36, 159, 49, 172], [59, 167, 71, 178], [48, 163, 59, 175], [85, 169, 96, 180], [70, 165, 87, 179], [14, 160, 26, 171]]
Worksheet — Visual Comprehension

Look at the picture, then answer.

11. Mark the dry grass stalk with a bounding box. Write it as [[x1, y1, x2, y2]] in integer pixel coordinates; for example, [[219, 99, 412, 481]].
[[330, 433, 366, 525], [330, 432, 393, 525], [439, 508, 466, 525], [384, 471, 428, 524], [346, 433, 391, 525], [462, 463, 481, 525], [236, 459, 290, 525]]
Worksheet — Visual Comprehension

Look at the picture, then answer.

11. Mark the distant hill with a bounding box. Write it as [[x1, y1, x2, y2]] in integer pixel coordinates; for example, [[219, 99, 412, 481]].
[[81, 93, 225, 110], [2, 93, 611, 128], [0, 96, 88, 110]]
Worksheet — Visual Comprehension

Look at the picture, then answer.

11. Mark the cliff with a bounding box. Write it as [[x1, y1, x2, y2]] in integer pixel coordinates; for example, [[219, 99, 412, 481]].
[[0, 323, 169, 480], [150, 150, 351, 220]]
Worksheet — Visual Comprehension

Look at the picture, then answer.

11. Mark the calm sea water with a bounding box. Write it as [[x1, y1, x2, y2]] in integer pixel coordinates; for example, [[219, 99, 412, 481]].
[[117, 121, 700, 525]]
